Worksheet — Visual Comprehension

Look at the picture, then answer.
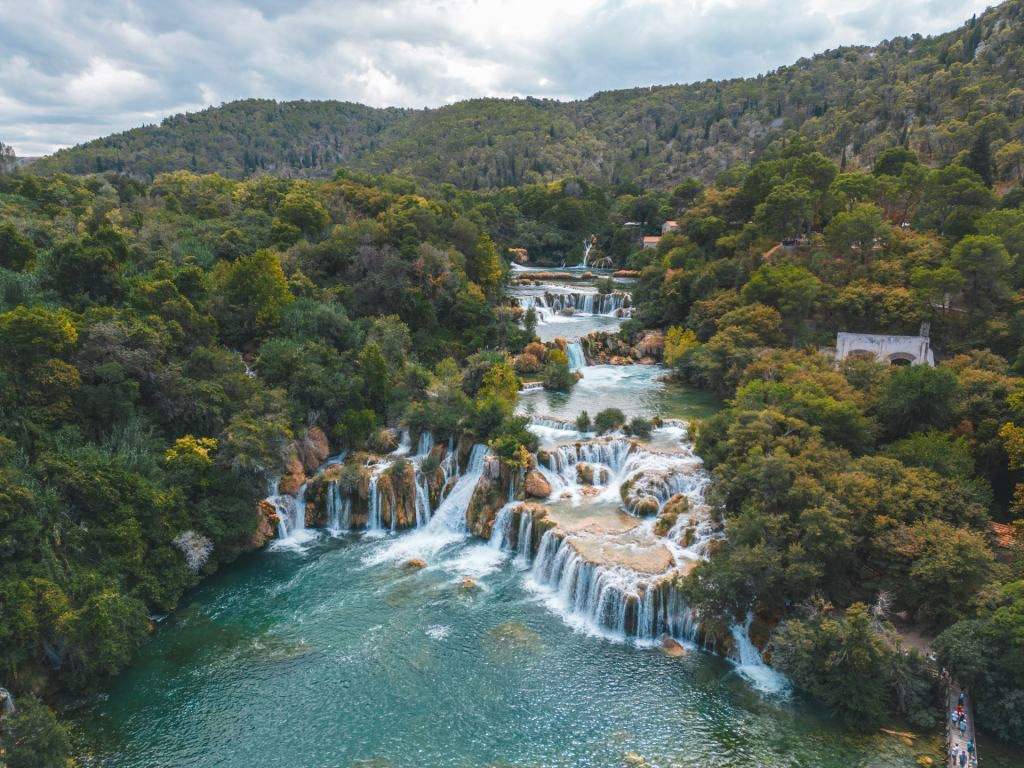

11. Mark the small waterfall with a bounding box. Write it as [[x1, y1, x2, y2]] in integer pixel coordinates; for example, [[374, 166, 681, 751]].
[[0, 687, 14, 717], [414, 475, 431, 526], [514, 509, 534, 566], [269, 480, 308, 541], [392, 429, 412, 456], [582, 237, 593, 267], [566, 342, 586, 371], [489, 502, 518, 551], [425, 444, 489, 534], [326, 482, 351, 535], [519, 381, 544, 393], [416, 431, 434, 458], [367, 473, 383, 532], [729, 613, 789, 695]]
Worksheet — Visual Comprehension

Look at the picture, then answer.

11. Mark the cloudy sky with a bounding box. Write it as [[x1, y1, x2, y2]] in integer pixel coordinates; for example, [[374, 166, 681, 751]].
[[0, 0, 994, 156]]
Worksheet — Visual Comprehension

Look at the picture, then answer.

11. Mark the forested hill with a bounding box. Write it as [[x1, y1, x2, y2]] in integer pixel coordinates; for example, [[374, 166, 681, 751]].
[[28, 1, 1024, 189]]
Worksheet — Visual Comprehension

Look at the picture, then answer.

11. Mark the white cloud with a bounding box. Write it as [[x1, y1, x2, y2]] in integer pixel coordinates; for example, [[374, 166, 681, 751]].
[[0, 0, 994, 156]]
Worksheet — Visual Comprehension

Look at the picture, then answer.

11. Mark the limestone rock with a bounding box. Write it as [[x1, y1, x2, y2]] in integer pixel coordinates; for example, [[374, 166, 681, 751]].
[[278, 455, 306, 496], [403, 558, 427, 570], [252, 500, 278, 548], [296, 426, 330, 473], [524, 469, 552, 499], [660, 636, 688, 657]]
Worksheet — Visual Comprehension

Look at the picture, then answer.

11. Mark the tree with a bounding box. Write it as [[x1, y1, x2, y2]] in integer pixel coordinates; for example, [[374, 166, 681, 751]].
[[0, 223, 35, 271], [996, 140, 1024, 183], [824, 203, 889, 265], [966, 129, 995, 187], [873, 147, 919, 177], [0, 695, 70, 768], [276, 185, 329, 237], [769, 603, 892, 728], [879, 519, 993, 629], [875, 365, 958, 438], [210, 249, 293, 346], [741, 264, 821, 328], [754, 183, 813, 240], [0, 140, 14, 174], [949, 234, 1010, 313]]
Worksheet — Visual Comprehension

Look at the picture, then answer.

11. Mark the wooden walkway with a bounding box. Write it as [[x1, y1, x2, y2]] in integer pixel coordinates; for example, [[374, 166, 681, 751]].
[[947, 683, 978, 767]]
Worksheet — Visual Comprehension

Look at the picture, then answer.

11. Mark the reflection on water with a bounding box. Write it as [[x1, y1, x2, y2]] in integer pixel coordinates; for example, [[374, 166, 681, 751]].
[[518, 364, 720, 422]]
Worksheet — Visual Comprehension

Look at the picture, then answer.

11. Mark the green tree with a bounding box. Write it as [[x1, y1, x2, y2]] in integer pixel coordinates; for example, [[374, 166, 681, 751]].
[[949, 234, 1010, 312], [754, 183, 813, 240], [0, 695, 71, 768], [875, 365, 958, 438], [0, 223, 35, 271], [824, 203, 889, 265], [210, 249, 293, 346]]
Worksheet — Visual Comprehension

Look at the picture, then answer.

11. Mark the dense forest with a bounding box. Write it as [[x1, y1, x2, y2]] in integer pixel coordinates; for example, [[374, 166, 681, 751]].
[[0, 166, 575, 765], [618, 135, 1024, 741], [28, 2, 1024, 190]]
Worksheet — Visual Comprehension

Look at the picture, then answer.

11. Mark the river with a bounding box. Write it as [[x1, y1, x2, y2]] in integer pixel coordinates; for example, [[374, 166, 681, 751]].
[[74, 276, 983, 767]]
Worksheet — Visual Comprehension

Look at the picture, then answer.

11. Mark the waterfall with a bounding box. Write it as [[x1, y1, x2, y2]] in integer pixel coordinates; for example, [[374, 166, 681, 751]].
[[425, 444, 489, 534], [514, 509, 534, 566], [489, 502, 518, 551], [566, 342, 586, 371], [529, 530, 700, 644], [326, 482, 351, 535], [729, 613, 789, 694], [392, 429, 411, 456], [269, 480, 308, 541], [367, 473, 383, 532], [414, 475, 431, 526], [416, 431, 434, 458], [0, 687, 14, 717]]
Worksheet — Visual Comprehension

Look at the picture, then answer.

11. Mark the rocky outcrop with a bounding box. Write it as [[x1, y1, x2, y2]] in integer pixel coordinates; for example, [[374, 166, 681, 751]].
[[295, 427, 330, 474], [573, 329, 664, 366], [523, 469, 551, 499], [278, 454, 307, 496], [252, 500, 279, 547], [653, 493, 689, 537]]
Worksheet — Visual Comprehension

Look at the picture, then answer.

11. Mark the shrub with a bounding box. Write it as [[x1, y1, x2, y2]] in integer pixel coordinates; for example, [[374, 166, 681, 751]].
[[575, 410, 592, 432], [594, 408, 626, 433]]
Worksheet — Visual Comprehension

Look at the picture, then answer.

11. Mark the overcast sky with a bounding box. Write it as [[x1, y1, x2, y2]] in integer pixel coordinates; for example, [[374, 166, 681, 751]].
[[0, 0, 995, 156]]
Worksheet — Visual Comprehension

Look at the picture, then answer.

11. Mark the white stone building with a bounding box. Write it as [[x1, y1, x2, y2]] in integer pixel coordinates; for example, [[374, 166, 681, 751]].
[[835, 324, 935, 367]]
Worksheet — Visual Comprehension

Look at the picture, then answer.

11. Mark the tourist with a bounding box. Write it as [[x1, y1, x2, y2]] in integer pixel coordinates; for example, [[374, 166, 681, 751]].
[[967, 738, 974, 756], [958, 691, 966, 706], [958, 748, 967, 767], [959, 717, 967, 736]]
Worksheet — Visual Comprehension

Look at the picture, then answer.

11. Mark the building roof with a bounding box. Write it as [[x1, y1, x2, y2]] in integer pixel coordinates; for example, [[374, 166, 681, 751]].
[[991, 522, 1017, 549], [642, 235, 660, 243]]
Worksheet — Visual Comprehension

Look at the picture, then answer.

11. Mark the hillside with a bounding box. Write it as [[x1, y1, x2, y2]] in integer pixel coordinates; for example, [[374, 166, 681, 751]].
[[28, 1, 1024, 188]]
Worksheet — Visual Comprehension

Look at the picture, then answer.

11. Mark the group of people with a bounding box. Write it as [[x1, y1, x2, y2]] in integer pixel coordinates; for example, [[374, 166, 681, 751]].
[[949, 690, 977, 768]]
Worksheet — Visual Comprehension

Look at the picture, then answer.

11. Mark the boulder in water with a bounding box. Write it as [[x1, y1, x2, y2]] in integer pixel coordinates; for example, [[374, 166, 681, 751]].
[[524, 470, 551, 498], [403, 558, 427, 570], [660, 636, 688, 657]]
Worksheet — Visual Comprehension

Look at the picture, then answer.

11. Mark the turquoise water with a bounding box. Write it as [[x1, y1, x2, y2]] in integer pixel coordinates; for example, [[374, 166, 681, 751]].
[[76, 366, 977, 768], [78, 536, 943, 768], [518, 364, 720, 422]]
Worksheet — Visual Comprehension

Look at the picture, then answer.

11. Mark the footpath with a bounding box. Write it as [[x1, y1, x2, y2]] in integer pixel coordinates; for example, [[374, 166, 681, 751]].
[[947, 682, 978, 767]]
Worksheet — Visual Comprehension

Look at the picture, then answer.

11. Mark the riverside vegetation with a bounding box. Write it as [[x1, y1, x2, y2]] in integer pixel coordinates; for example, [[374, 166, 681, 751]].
[[2, 5, 1024, 767]]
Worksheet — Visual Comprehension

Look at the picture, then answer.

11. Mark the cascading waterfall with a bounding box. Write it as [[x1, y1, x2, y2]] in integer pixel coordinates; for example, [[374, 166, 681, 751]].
[[528, 530, 701, 644], [518, 291, 632, 318], [271, 482, 308, 540], [566, 342, 586, 371], [582, 237, 593, 267], [416, 431, 434, 458], [514, 509, 533, 566]]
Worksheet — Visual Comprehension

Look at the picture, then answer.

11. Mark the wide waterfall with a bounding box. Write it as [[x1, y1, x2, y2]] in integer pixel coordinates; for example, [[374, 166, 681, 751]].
[[516, 290, 632, 321], [527, 530, 700, 644]]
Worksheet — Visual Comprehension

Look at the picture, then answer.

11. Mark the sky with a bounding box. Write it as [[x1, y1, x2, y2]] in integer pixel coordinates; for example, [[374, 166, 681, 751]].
[[0, 0, 996, 157]]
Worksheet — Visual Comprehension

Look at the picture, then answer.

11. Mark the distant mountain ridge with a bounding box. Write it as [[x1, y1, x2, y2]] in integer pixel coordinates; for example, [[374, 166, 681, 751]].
[[29, 1, 1024, 188]]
